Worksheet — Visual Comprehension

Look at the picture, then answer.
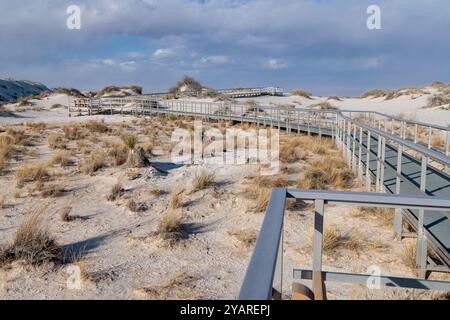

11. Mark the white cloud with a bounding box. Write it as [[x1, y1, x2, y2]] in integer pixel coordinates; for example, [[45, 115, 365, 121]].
[[153, 48, 174, 58], [200, 55, 230, 64], [263, 58, 287, 70]]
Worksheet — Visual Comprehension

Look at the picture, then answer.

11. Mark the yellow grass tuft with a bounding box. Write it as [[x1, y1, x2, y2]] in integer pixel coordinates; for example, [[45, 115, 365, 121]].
[[14, 162, 49, 187], [401, 242, 417, 272], [48, 133, 67, 150], [0, 209, 62, 266], [192, 169, 216, 192], [228, 229, 258, 249], [50, 150, 72, 167], [169, 189, 185, 209], [157, 209, 185, 244]]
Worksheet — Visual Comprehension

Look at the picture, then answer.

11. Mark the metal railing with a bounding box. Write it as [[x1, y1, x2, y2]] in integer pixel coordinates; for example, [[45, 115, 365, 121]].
[[238, 189, 450, 300]]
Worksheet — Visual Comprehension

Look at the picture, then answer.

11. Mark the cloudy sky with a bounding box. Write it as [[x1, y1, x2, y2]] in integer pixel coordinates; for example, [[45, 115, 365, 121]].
[[0, 0, 449, 95]]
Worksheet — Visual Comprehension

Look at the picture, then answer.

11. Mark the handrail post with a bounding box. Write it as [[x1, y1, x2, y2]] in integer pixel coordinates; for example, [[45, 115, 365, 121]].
[[417, 156, 428, 279], [312, 199, 326, 300], [394, 143, 403, 240], [366, 131, 372, 191], [358, 127, 363, 181], [376, 135, 382, 191]]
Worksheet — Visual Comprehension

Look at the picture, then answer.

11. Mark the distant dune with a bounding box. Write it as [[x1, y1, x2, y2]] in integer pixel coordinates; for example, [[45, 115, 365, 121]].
[[0, 79, 49, 102]]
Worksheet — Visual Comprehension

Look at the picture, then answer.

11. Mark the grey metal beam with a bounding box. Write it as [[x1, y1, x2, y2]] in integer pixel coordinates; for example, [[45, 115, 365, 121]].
[[293, 269, 450, 292], [238, 188, 287, 300]]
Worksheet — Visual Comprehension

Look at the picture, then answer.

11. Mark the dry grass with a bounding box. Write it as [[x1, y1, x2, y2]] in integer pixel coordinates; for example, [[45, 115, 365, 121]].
[[60, 207, 83, 222], [0, 209, 62, 266], [107, 182, 125, 201], [84, 120, 109, 133], [50, 150, 72, 167], [192, 169, 216, 192], [108, 143, 128, 166], [169, 189, 185, 209], [157, 209, 185, 244], [360, 89, 387, 99], [127, 199, 147, 213], [41, 184, 65, 198], [79, 151, 106, 175], [431, 134, 445, 149], [228, 229, 258, 249], [137, 271, 201, 300], [253, 188, 271, 213], [291, 90, 313, 99], [150, 187, 163, 197], [14, 162, 49, 187], [121, 133, 138, 150], [0, 195, 4, 209], [298, 156, 354, 190], [48, 133, 67, 150], [318, 226, 363, 253], [401, 242, 417, 271], [350, 206, 394, 226]]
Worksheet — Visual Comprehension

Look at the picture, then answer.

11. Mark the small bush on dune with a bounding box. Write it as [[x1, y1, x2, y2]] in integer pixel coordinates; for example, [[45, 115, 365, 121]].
[[192, 169, 216, 192], [108, 144, 128, 166], [79, 151, 106, 175], [298, 156, 354, 190], [121, 133, 138, 151], [127, 199, 147, 213], [228, 229, 258, 249], [169, 189, 185, 209], [48, 133, 67, 150], [83, 120, 109, 134], [360, 89, 387, 99], [253, 188, 271, 213], [51, 150, 72, 167], [41, 184, 65, 198], [157, 209, 185, 244], [402, 242, 417, 272], [14, 162, 49, 187], [0, 210, 62, 266], [291, 90, 313, 99], [107, 182, 125, 201]]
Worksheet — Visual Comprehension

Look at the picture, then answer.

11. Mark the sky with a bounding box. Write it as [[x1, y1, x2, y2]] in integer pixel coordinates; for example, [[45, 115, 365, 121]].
[[0, 0, 449, 96]]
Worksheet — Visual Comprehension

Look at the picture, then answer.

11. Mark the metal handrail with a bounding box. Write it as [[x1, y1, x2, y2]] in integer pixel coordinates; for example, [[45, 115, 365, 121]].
[[238, 189, 450, 300], [339, 113, 450, 167]]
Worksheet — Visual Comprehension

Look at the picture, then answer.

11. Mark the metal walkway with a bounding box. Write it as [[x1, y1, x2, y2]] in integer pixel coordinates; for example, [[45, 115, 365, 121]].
[[68, 97, 450, 279]]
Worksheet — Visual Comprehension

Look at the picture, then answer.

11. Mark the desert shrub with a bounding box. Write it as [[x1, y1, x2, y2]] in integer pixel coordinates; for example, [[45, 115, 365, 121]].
[[253, 188, 271, 213], [41, 184, 65, 198], [169, 189, 184, 209], [157, 209, 185, 244], [192, 169, 216, 191], [402, 242, 417, 271], [83, 120, 109, 133], [50, 150, 72, 167], [298, 156, 354, 190], [127, 199, 147, 213], [79, 151, 106, 175], [121, 133, 138, 150], [48, 133, 67, 149], [291, 90, 313, 99], [14, 162, 49, 187], [360, 89, 387, 99], [228, 229, 258, 249], [108, 144, 128, 166], [0, 211, 62, 266], [107, 182, 125, 201], [63, 125, 87, 140]]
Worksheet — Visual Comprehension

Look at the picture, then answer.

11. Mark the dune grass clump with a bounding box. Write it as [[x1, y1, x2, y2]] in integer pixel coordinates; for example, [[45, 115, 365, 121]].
[[0, 211, 62, 267], [291, 90, 313, 99], [121, 133, 138, 151], [253, 188, 271, 213], [107, 182, 125, 201], [50, 150, 72, 167], [48, 133, 67, 150], [40, 184, 65, 198], [350, 206, 394, 226], [298, 156, 354, 190], [360, 89, 387, 99], [157, 209, 185, 244], [402, 242, 417, 272], [127, 199, 147, 213], [84, 120, 109, 134], [313, 226, 363, 253], [228, 229, 258, 249], [14, 162, 49, 187], [169, 189, 185, 209], [192, 169, 216, 192], [79, 151, 106, 175]]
